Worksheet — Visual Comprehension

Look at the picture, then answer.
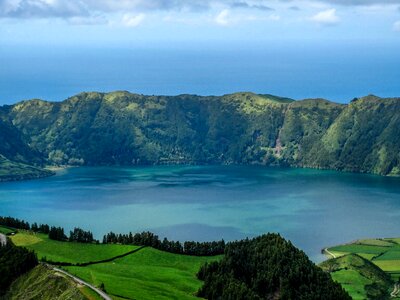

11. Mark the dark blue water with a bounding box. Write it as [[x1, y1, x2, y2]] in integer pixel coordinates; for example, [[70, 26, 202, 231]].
[[1, 42, 399, 105], [1, 165, 400, 261]]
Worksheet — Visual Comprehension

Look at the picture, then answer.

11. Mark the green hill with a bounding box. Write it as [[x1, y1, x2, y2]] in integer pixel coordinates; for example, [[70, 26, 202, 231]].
[[320, 254, 392, 299], [197, 233, 351, 299], [1, 91, 399, 180]]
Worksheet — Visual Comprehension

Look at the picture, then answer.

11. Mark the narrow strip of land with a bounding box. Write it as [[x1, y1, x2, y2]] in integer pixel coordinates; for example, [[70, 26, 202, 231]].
[[324, 248, 337, 259], [47, 264, 112, 300]]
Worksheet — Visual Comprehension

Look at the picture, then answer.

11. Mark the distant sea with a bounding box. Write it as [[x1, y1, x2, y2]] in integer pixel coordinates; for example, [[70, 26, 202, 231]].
[[1, 41, 399, 105]]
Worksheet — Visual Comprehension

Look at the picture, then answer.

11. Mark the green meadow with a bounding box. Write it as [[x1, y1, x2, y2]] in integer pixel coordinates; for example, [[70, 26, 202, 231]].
[[11, 231, 138, 264], [0, 225, 16, 235], [10, 230, 221, 299], [324, 238, 400, 299], [66, 247, 221, 300]]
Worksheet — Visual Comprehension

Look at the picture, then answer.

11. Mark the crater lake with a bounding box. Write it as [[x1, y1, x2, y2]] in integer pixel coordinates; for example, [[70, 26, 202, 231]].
[[1, 165, 399, 261]]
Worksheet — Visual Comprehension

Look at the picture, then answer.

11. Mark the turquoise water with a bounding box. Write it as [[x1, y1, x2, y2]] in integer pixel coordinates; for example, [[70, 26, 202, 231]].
[[1, 165, 400, 261]]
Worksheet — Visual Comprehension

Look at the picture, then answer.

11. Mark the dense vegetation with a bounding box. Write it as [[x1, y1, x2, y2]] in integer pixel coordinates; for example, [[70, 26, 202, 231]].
[[103, 231, 225, 256], [69, 227, 95, 243], [0, 92, 399, 179], [48, 226, 67, 241], [0, 216, 30, 230], [0, 239, 38, 296], [197, 233, 351, 300]]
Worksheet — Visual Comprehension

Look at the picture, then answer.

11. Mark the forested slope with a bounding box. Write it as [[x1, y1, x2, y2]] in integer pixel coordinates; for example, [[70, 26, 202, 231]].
[[1, 91, 399, 178]]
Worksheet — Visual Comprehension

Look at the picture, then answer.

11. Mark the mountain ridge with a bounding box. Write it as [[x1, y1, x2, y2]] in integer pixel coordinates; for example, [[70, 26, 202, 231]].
[[0, 91, 399, 181]]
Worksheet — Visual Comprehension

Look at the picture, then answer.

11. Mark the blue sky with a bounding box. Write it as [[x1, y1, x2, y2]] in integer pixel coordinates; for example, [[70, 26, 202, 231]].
[[1, 0, 400, 46], [0, 0, 400, 103]]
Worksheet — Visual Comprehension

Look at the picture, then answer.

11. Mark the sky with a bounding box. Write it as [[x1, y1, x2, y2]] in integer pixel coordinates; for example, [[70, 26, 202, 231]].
[[1, 0, 400, 46], [0, 0, 400, 103]]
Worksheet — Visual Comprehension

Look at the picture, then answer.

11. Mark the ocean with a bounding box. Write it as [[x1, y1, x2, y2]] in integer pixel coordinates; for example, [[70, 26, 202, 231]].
[[0, 41, 399, 105]]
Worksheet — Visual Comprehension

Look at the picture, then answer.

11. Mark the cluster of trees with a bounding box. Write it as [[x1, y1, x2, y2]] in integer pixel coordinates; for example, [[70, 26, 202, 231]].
[[31, 223, 50, 234], [103, 231, 225, 256], [0, 216, 97, 244], [48, 226, 67, 241], [0, 240, 38, 296], [69, 227, 95, 243], [197, 233, 351, 300], [0, 216, 51, 234], [0, 216, 30, 230]]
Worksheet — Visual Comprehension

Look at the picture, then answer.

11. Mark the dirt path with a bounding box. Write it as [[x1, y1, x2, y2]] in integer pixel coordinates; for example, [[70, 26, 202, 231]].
[[391, 283, 400, 298], [324, 248, 337, 259], [46, 264, 112, 300]]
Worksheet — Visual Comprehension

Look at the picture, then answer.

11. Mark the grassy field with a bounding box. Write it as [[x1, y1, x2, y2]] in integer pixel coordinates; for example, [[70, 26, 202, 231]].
[[330, 269, 370, 299], [327, 238, 400, 279], [320, 254, 392, 300], [65, 247, 221, 300], [324, 237, 400, 299], [78, 286, 104, 300], [9, 230, 221, 299], [0, 225, 16, 235], [11, 231, 138, 264]]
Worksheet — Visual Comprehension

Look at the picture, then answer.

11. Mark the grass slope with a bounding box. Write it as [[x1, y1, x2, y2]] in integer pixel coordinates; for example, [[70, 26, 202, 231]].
[[65, 247, 221, 300], [10, 230, 220, 299], [11, 231, 138, 264], [327, 238, 400, 281], [4, 264, 90, 300], [320, 254, 391, 300], [0, 225, 16, 235], [324, 237, 400, 299]]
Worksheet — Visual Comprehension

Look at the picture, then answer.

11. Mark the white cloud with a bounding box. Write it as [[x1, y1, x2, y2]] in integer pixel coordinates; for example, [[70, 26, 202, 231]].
[[121, 13, 145, 27], [394, 20, 400, 32], [67, 15, 108, 25], [215, 9, 229, 25], [310, 8, 340, 25]]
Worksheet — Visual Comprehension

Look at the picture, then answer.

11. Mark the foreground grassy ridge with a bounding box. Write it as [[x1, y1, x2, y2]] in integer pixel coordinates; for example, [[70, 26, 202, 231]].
[[66, 247, 221, 300], [5, 264, 90, 300], [10, 230, 220, 299], [11, 231, 138, 264]]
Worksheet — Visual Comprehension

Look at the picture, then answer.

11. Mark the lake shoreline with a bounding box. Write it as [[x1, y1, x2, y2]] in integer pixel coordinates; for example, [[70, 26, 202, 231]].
[[1, 162, 397, 184]]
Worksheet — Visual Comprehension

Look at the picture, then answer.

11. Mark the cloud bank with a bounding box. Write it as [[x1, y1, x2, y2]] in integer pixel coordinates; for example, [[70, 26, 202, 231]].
[[1, 0, 400, 21]]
